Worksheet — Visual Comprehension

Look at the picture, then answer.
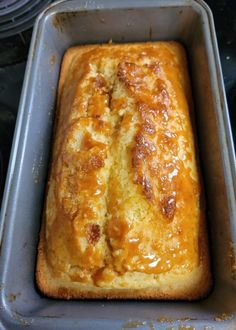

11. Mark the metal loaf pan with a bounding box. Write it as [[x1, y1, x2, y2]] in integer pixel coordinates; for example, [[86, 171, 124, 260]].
[[0, 0, 235, 329]]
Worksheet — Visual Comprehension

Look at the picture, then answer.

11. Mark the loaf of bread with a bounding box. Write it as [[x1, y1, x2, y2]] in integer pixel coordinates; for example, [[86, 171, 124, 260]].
[[36, 42, 211, 300]]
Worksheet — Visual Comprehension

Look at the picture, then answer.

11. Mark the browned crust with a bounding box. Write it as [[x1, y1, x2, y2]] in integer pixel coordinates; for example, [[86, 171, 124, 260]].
[[36, 217, 211, 300], [57, 46, 87, 105], [36, 42, 212, 300]]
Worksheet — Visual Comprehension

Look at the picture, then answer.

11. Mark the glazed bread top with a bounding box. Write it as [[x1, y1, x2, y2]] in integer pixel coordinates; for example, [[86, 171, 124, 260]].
[[44, 42, 204, 287]]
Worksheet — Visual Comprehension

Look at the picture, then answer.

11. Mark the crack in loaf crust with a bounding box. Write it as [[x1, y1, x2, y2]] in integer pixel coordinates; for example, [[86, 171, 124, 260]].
[[36, 42, 212, 299]]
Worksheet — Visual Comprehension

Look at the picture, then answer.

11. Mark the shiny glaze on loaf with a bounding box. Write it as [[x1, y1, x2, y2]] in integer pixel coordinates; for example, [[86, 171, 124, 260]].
[[45, 42, 203, 286]]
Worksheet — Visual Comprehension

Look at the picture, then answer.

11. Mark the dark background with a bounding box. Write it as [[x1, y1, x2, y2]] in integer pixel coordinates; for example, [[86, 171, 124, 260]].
[[0, 0, 235, 202], [206, 0, 236, 145]]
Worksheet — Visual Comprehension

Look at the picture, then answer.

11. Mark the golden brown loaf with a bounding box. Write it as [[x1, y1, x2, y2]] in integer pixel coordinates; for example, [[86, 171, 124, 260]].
[[36, 42, 211, 299]]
